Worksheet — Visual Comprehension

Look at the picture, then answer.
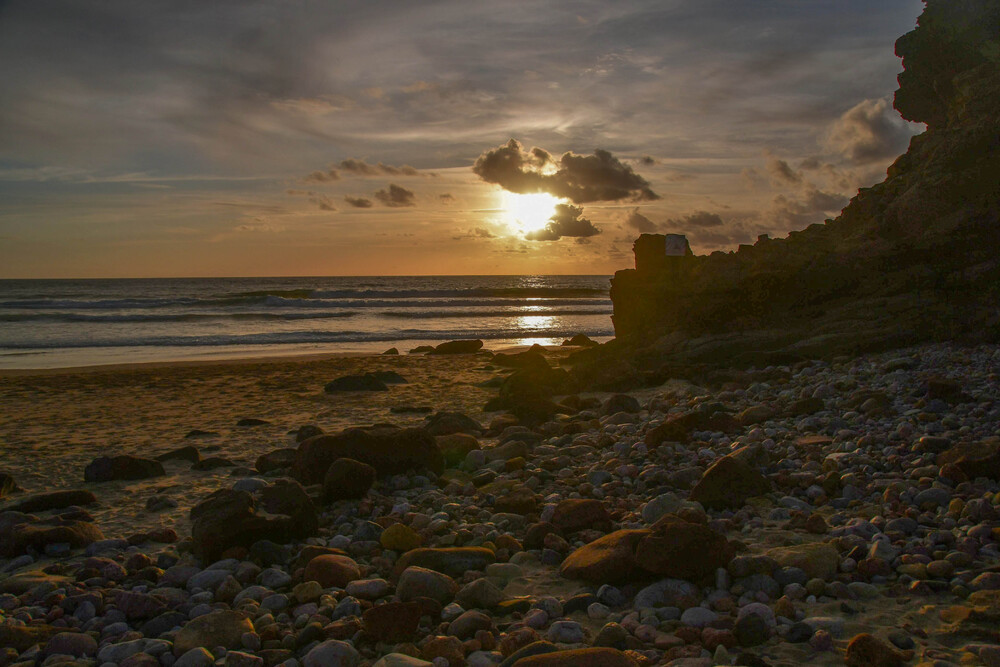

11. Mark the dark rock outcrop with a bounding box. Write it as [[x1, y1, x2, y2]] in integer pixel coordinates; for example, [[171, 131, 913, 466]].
[[5, 490, 97, 514], [428, 339, 484, 355], [323, 458, 376, 501], [293, 425, 443, 483], [189, 478, 317, 563], [605, 1, 1000, 369], [84, 455, 165, 483], [0, 473, 20, 498], [1, 512, 105, 557]]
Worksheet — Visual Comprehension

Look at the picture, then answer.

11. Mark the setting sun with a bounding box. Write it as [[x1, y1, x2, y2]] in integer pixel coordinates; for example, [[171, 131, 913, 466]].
[[502, 191, 562, 233]]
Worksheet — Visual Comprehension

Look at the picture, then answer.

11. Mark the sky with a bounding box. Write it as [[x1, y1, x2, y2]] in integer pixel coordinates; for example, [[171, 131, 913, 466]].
[[0, 0, 926, 278]]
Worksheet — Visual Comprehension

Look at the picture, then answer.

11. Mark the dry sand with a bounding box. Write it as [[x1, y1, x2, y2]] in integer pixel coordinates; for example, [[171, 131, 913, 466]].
[[0, 350, 504, 539]]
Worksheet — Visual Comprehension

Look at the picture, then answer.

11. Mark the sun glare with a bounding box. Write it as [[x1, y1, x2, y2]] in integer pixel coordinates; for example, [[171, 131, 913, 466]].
[[502, 191, 561, 233]]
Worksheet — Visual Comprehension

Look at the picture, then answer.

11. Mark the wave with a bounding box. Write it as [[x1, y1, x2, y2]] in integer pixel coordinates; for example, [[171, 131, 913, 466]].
[[0, 326, 615, 350], [379, 308, 612, 319], [0, 311, 359, 324]]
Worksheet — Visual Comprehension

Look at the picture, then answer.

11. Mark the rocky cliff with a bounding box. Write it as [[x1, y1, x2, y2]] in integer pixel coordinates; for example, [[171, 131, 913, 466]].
[[606, 0, 1000, 371]]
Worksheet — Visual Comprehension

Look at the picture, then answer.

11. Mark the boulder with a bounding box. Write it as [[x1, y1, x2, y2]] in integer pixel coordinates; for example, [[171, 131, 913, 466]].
[[435, 434, 481, 467], [380, 523, 422, 552], [766, 542, 840, 580], [937, 440, 1000, 481], [393, 547, 495, 579], [173, 611, 254, 656], [192, 456, 234, 471], [155, 446, 201, 464], [0, 625, 62, 653], [323, 458, 376, 501], [559, 530, 650, 584], [509, 647, 638, 666], [362, 602, 423, 642], [601, 394, 641, 416], [494, 486, 538, 515], [562, 334, 598, 347], [396, 566, 458, 604], [303, 554, 361, 588], [296, 425, 325, 442], [293, 425, 443, 482], [1, 513, 104, 557], [494, 366, 573, 420], [84, 455, 164, 482], [0, 472, 21, 498], [845, 633, 909, 667], [255, 448, 297, 474], [689, 454, 771, 510], [428, 339, 484, 354], [633, 515, 735, 582], [551, 499, 612, 534], [645, 411, 741, 446], [324, 374, 388, 392], [189, 478, 317, 563], [492, 350, 550, 371], [424, 412, 483, 436], [6, 489, 96, 513], [372, 370, 408, 384]]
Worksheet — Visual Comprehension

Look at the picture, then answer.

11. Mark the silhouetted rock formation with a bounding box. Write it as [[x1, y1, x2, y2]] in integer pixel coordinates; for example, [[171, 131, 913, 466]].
[[608, 0, 1000, 368]]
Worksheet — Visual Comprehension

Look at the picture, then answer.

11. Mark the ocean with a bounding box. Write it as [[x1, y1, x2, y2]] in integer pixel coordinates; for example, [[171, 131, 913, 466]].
[[0, 275, 614, 369]]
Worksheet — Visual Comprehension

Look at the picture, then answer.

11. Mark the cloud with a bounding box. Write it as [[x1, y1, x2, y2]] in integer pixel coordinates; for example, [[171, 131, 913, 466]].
[[639, 155, 656, 165], [303, 169, 340, 183], [624, 207, 659, 233], [309, 195, 336, 211], [765, 154, 802, 186], [344, 196, 373, 208], [452, 226, 497, 240], [374, 183, 416, 207], [666, 211, 725, 228], [338, 158, 423, 176], [770, 186, 848, 227], [825, 97, 919, 164], [473, 139, 659, 204], [524, 203, 600, 241], [438, 193, 455, 201]]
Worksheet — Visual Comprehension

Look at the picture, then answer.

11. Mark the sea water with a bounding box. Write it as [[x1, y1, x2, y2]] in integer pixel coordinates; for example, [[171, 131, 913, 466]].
[[0, 275, 613, 369]]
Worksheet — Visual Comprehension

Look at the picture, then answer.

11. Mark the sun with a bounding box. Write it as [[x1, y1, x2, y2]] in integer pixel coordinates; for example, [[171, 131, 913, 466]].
[[502, 191, 561, 233]]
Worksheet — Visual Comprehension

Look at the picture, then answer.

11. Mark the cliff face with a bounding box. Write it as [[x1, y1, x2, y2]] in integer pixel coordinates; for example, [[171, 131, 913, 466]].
[[609, 0, 1000, 364]]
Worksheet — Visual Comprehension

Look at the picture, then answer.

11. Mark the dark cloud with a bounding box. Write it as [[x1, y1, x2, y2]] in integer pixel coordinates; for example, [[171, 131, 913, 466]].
[[524, 203, 600, 241], [624, 207, 659, 233], [474, 139, 659, 204], [439, 193, 455, 201], [826, 97, 920, 163], [338, 158, 423, 177], [374, 183, 416, 207], [452, 226, 496, 240], [771, 187, 848, 227], [667, 211, 725, 228], [303, 169, 340, 183], [765, 155, 802, 186], [344, 196, 373, 208], [308, 195, 336, 211], [639, 155, 656, 165]]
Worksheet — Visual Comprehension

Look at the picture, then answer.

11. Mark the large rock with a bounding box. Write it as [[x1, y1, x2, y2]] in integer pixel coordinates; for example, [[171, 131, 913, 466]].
[[362, 602, 423, 642], [396, 566, 458, 604], [559, 530, 650, 584], [324, 374, 388, 392], [493, 366, 573, 420], [189, 478, 317, 563], [293, 426, 443, 483], [0, 624, 62, 652], [645, 411, 741, 446], [509, 648, 638, 666], [393, 547, 495, 579], [156, 446, 201, 464], [766, 542, 840, 580], [0, 512, 105, 557], [937, 440, 1000, 481], [323, 458, 376, 501], [303, 554, 361, 588], [633, 515, 735, 582], [255, 448, 297, 474], [428, 339, 484, 355], [84, 455, 164, 482], [560, 516, 734, 585], [844, 633, 908, 667], [689, 454, 771, 510], [435, 434, 481, 468], [173, 611, 253, 656], [5, 489, 97, 513], [425, 412, 483, 436], [550, 499, 612, 534], [0, 473, 20, 498]]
